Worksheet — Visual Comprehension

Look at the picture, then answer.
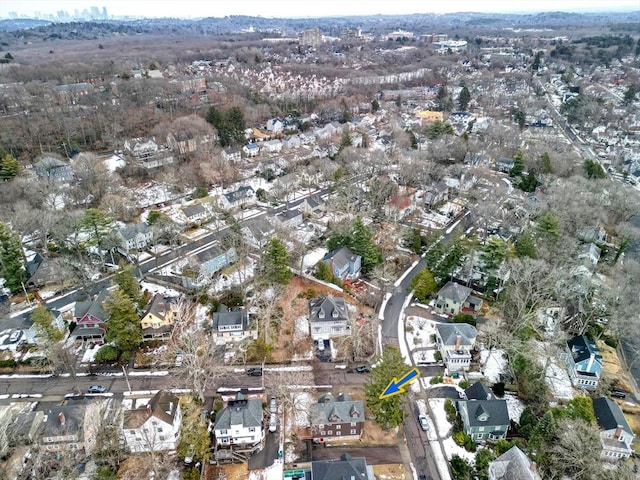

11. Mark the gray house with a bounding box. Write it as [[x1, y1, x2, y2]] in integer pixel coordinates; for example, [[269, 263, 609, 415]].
[[435, 323, 477, 372], [488, 446, 542, 480], [593, 396, 635, 460], [117, 222, 153, 251], [495, 157, 515, 173], [241, 217, 275, 249], [211, 305, 255, 341], [33, 156, 73, 182], [311, 453, 375, 480], [182, 204, 208, 223], [322, 246, 362, 281], [308, 296, 350, 341]]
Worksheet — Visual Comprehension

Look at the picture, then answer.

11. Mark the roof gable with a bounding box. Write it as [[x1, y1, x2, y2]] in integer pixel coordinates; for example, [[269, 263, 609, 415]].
[[309, 296, 349, 323], [593, 397, 633, 435]]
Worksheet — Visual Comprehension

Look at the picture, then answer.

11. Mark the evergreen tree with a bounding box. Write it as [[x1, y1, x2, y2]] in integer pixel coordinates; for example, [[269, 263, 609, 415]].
[[435, 85, 452, 112], [364, 346, 407, 428], [177, 397, 211, 463], [340, 128, 352, 148], [518, 406, 538, 440], [315, 261, 334, 283], [371, 98, 380, 112], [583, 159, 606, 179], [410, 269, 437, 303], [262, 237, 292, 285], [509, 150, 525, 177], [114, 264, 141, 304], [481, 237, 509, 272], [513, 109, 526, 130], [623, 83, 637, 105], [104, 287, 142, 353], [536, 212, 561, 242], [0, 221, 26, 293], [539, 152, 553, 174], [427, 120, 455, 140], [518, 169, 538, 192], [350, 217, 382, 273], [0, 151, 21, 180], [80, 208, 114, 250], [458, 86, 471, 110], [31, 304, 64, 344], [514, 231, 537, 259]]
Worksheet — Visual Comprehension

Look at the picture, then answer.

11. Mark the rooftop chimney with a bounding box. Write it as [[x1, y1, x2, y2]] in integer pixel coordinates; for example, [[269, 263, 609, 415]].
[[58, 412, 66, 426], [146, 404, 152, 415], [455, 335, 462, 350], [614, 426, 623, 439]]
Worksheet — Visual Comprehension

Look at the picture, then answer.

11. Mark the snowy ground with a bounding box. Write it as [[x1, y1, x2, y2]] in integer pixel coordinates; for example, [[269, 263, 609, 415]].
[[286, 391, 313, 433], [544, 357, 575, 400], [478, 348, 507, 384], [504, 393, 525, 423], [248, 461, 284, 480], [102, 154, 125, 173], [81, 342, 110, 364], [207, 259, 255, 293], [140, 281, 181, 298], [405, 315, 437, 350], [294, 315, 309, 339]]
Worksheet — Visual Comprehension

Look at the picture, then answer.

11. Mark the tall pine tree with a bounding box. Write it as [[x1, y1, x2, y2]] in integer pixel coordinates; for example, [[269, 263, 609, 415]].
[[104, 287, 142, 353], [0, 221, 26, 293], [262, 237, 292, 285]]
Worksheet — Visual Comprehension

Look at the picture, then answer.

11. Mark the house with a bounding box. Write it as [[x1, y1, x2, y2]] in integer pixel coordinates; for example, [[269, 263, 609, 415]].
[[434, 281, 483, 316], [300, 195, 326, 217], [242, 217, 276, 249], [25, 253, 58, 288], [117, 222, 153, 252], [463, 381, 494, 400], [186, 245, 237, 285], [274, 208, 304, 228], [182, 204, 208, 223], [322, 246, 362, 280], [495, 157, 515, 173], [122, 391, 182, 452], [456, 397, 510, 442], [488, 446, 542, 480], [435, 323, 477, 372], [308, 296, 350, 341], [311, 453, 375, 480], [243, 143, 260, 157], [124, 137, 174, 170], [211, 305, 255, 341], [423, 182, 449, 209], [593, 396, 636, 460], [262, 139, 283, 154], [578, 242, 601, 266], [384, 194, 412, 221], [39, 397, 104, 454], [560, 335, 602, 390], [282, 135, 302, 149], [71, 289, 109, 344], [222, 147, 242, 163], [266, 118, 284, 133], [218, 185, 255, 210], [140, 294, 179, 341], [213, 393, 264, 461], [310, 392, 365, 442], [33, 156, 73, 182]]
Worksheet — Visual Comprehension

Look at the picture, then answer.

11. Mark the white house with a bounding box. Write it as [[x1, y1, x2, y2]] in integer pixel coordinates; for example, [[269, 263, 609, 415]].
[[435, 323, 477, 372], [308, 296, 350, 341], [593, 397, 636, 460], [122, 391, 182, 453], [266, 118, 284, 133], [263, 139, 283, 154], [213, 393, 264, 462], [118, 222, 153, 251], [243, 143, 260, 157]]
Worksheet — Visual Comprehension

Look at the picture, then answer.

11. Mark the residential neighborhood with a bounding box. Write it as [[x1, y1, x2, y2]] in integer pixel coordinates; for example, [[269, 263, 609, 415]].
[[0, 4, 639, 480]]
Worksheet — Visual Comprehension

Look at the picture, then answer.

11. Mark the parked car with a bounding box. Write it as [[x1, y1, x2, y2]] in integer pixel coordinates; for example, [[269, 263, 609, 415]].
[[611, 389, 626, 399], [418, 475, 428, 480], [8, 330, 22, 343], [418, 414, 429, 431], [247, 367, 263, 376], [355, 365, 370, 373], [87, 385, 107, 394]]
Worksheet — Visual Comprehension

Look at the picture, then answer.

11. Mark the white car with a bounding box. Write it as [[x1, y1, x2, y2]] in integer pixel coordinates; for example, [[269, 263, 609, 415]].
[[418, 414, 429, 431], [8, 330, 22, 343]]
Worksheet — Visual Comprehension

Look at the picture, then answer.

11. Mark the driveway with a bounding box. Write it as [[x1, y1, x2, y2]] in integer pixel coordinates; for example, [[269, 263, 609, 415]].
[[311, 445, 401, 464], [248, 432, 279, 469]]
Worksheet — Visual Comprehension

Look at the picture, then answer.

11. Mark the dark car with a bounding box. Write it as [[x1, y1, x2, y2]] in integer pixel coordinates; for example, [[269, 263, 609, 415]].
[[247, 367, 263, 376], [611, 389, 627, 399], [355, 365, 370, 373], [418, 475, 428, 480], [87, 385, 107, 394]]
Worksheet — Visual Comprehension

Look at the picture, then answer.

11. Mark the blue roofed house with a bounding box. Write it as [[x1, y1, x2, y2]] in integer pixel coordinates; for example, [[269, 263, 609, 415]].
[[321, 247, 361, 281], [593, 396, 636, 460], [560, 335, 602, 390], [186, 245, 237, 286], [243, 142, 260, 157]]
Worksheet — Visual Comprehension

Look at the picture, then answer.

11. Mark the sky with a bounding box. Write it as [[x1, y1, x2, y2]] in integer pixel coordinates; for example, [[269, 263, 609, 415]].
[[1, 0, 639, 20]]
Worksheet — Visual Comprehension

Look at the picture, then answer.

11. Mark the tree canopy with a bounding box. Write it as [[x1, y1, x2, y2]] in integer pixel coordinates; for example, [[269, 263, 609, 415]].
[[409, 269, 437, 303], [205, 105, 246, 147], [364, 346, 408, 429], [0, 221, 26, 293], [458, 86, 471, 110], [262, 237, 292, 285], [104, 287, 142, 353], [31, 304, 64, 344], [0, 151, 21, 181], [327, 217, 382, 274]]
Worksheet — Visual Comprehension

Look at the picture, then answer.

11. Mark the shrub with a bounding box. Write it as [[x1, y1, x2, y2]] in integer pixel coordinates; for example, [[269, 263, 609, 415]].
[[0, 359, 17, 368], [458, 380, 470, 389], [430, 376, 443, 384], [406, 325, 414, 333], [95, 345, 121, 364], [492, 382, 506, 397], [434, 351, 442, 362], [193, 186, 208, 198], [603, 335, 618, 348]]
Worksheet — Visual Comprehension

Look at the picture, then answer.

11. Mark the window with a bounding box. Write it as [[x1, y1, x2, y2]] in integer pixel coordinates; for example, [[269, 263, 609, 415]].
[[478, 426, 484, 432], [350, 429, 356, 435], [350, 422, 357, 427], [336, 425, 341, 429], [336, 431, 341, 436], [320, 431, 325, 436], [249, 427, 256, 432], [159, 436, 166, 441], [327, 431, 333, 435], [220, 429, 228, 435], [318, 424, 324, 429], [158, 427, 163, 433]]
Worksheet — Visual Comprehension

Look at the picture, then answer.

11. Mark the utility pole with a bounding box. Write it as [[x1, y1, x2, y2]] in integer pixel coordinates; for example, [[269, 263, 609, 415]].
[[262, 356, 266, 390], [122, 365, 132, 393]]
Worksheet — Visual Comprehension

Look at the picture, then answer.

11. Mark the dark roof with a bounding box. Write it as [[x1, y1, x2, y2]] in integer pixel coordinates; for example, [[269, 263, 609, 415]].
[[74, 290, 109, 322], [41, 403, 85, 439], [488, 446, 541, 480], [212, 305, 248, 330], [26, 254, 57, 287], [464, 381, 493, 400], [224, 185, 254, 204], [148, 390, 180, 425], [308, 296, 349, 323], [567, 335, 600, 364], [437, 281, 472, 303], [457, 399, 510, 430], [242, 217, 275, 242], [193, 245, 224, 264], [214, 397, 262, 430], [182, 204, 207, 218], [311, 453, 370, 480], [71, 326, 105, 337], [593, 397, 633, 435], [143, 294, 178, 323], [310, 393, 365, 425], [322, 246, 360, 271], [276, 208, 302, 222]]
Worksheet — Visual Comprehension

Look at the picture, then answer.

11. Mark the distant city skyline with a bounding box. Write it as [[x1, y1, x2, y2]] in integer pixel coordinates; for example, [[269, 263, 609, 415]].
[[1, 0, 639, 20]]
